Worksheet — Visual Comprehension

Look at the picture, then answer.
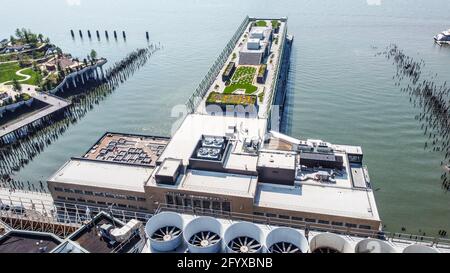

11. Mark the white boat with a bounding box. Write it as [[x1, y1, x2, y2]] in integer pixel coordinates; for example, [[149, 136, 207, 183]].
[[434, 29, 450, 45]]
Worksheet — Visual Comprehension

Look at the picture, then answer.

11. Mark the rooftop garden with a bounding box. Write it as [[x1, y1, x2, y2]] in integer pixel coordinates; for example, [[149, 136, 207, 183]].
[[0, 62, 42, 86], [271, 20, 280, 29], [224, 66, 257, 94], [206, 91, 256, 106], [255, 20, 267, 27]]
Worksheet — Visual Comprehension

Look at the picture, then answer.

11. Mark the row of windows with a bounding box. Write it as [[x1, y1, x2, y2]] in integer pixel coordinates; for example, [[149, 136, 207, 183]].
[[56, 196, 149, 211], [166, 195, 231, 212], [253, 212, 371, 230], [54, 187, 146, 202]]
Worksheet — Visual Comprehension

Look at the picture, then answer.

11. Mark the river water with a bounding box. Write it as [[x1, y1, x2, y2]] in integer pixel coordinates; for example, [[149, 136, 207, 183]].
[[1, 0, 449, 235]]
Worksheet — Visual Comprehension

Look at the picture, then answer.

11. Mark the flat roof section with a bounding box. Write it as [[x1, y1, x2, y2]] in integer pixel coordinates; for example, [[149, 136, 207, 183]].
[[258, 151, 296, 170], [68, 213, 142, 253], [254, 183, 380, 221], [48, 158, 151, 192], [156, 158, 182, 177], [83, 132, 170, 167], [174, 169, 258, 198], [0, 231, 62, 253]]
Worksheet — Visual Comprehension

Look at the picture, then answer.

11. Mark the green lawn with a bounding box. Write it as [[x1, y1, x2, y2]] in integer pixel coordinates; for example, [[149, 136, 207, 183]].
[[224, 66, 258, 94], [255, 20, 267, 27], [0, 62, 40, 85]]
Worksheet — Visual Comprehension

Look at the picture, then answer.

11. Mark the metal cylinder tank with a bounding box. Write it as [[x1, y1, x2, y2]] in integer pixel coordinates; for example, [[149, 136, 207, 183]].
[[224, 222, 263, 253], [266, 227, 309, 253], [145, 212, 184, 252], [183, 216, 223, 253]]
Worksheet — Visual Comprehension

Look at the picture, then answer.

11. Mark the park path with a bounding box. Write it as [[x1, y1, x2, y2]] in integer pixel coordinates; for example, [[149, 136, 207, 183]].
[[0, 67, 32, 85]]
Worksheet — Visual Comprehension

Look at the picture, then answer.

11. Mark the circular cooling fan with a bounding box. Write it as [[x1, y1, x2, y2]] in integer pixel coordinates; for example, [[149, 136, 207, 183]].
[[269, 242, 302, 253], [151, 226, 182, 242], [312, 247, 340, 253], [228, 236, 261, 253], [189, 231, 221, 247]]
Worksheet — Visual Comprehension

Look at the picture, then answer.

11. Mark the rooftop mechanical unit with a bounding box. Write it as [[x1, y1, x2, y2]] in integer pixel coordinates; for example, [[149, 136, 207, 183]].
[[403, 244, 440, 253], [309, 233, 354, 253], [224, 222, 263, 253], [354, 238, 397, 253], [300, 152, 344, 170], [265, 227, 309, 253], [145, 212, 184, 252], [183, 216, 223, 253]]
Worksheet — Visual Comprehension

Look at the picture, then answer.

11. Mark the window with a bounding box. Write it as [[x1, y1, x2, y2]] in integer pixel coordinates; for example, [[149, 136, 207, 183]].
[[166, 195, 174, 205], [64, 188, 74, 193], [116, 194, 126, 200], [345, 223, 357, 228], [57, 196, 66, 200], [74, 189, 83, 194], [87, 200, 96, 204], [202, 200, 211, 210], [266, 213, 276, 218], [84, 191, 93, 196], [94, 192, 105, 197], [359, 225, 372, 230], [318, 220, 330, 225], [105, 193, 115, 198], [212, 201, 221, 211], [98, 201, 106, 205], [292, 216, 303, 221], [127, 196, 137, 201], [305, 218, 316, 223], [184, 198, 192, 208], [54, 187, 63, 192], [253, 212, 264, 216], [193, 199, 202, 208], [332, 221, 343, 226], [128, 205, 137, 209], [118, 204, 127, 208], [77, 198, 86, 202], [175, 196, 183, 206], [222, 202, 230, 212], [278, 215, 290, 220], [137, 197, 146, 202], [67, 197, 76, 201]]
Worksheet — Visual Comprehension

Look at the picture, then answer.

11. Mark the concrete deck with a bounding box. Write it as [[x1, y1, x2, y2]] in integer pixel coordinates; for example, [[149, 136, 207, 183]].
[[0, 92, 71, 138]]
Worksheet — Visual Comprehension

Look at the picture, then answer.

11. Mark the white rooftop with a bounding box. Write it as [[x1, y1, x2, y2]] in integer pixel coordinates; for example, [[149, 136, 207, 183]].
[[255, 182, 380, 221], [158, 113, 267, 166], [156, 158, 181, 177], [48, 159, 151, 192], [258, 150, 296, 170]]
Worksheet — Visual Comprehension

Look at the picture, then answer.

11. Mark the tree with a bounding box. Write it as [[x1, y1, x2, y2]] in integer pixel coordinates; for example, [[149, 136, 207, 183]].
[[12, 79, 22, 92], [90, 49, 97, 61], [10, 35, 16, 44], [38, 34, 44, 43], [15, 28, 23, 40]]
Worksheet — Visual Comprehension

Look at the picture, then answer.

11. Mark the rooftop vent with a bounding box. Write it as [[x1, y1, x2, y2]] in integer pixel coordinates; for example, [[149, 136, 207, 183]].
[[266, 227, 309, 253], [403, 244, 440, 253], [224, 222, 263, 253], [309, 233, 353, 253], [145, 212, 184, 252], [183, 216, 223, 253], [355, 238, 397, 253]]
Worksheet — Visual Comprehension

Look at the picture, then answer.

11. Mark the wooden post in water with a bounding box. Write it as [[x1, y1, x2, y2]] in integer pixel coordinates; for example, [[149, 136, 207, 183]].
[[79, 30, 83, 38], [87, 30, 91, 38], [122, 31, 126, 39], [113, 30, 117, 39], [70, 30, 75, 37], [146, 31, 149, 40], [96, 30, 100, 39], [105, 30, 109, 39]]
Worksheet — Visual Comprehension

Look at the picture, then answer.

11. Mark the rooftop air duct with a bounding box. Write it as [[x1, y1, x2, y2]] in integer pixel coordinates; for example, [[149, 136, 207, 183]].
[[309, 233, 353, 253], [224, 222, 263, 253], [403, 244, 440, 253], [266, 227, 309, 253], [183, 216, 223, 253], [354, 238, 397, 253], [145, 212, 184, 252]]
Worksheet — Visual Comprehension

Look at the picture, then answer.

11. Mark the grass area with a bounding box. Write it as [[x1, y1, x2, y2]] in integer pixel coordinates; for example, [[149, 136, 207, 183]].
[[258, 92, 265, 103], [0, 62, 40, 85], [271, 20, 280, 29], [255, 20, 267, 27], [224, 66, 258, 94], [0, 62, 22, 83], [206, 92, 256, 106]]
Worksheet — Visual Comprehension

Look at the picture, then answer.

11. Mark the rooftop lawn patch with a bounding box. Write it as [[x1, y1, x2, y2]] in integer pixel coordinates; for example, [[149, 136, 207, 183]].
[[271, 20, 280, 29], [255, 20, 267, 27], [223, 66, 257, 94], [206, 91, 256, 106], [0, 62, 41, 86]]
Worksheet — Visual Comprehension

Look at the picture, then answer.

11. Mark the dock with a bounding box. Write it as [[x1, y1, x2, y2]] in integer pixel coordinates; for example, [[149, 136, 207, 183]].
[[0, 93, 70, 139]]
